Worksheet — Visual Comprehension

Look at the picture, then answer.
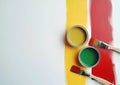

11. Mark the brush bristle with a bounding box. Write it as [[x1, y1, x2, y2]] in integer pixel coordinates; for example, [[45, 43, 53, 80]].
[[89, 38, 108, 48], [70, 65, 80, 74], [70, 65, 90, 76], [89, 38, 99, 46]]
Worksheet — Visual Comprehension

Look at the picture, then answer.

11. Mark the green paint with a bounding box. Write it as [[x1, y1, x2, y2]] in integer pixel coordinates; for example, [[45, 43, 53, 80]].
[[79, 47, 99, 67]]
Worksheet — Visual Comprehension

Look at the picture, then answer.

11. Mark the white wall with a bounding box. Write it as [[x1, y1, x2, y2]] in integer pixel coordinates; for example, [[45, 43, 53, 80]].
[[112, 0, 120, 85], [0, 0, 66, 85]]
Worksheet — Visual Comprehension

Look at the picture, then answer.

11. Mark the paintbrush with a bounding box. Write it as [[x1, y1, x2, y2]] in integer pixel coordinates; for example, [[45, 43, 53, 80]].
[[89, 38, 120, 53], [70, 65, 113, 85]]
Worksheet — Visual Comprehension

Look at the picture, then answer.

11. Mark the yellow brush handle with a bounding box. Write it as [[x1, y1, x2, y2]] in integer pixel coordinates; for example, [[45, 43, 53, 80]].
[[108, 46, 120, 53], [90, 75, 113, 85]]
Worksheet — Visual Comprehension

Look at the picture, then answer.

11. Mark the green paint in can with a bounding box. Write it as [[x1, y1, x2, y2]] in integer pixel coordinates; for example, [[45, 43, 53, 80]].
[[78, 46, 100, 68]]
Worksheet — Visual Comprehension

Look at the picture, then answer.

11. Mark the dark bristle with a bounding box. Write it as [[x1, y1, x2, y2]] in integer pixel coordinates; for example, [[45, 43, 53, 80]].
[[70, 65, 80, 74], [98, 42, 108, 49]]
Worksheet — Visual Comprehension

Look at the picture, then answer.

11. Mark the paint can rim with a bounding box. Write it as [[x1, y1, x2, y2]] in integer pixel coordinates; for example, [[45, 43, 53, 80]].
[[67, 25, 89, 48], [78, 46, 100, 68]]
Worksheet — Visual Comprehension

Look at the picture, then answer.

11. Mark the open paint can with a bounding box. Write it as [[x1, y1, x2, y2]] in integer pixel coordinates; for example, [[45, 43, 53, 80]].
[[78, 46, 100, 68], [67, 25, 88, 48]]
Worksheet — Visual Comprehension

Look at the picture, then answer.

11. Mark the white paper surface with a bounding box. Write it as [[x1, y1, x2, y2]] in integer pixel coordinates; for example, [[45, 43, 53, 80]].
[[0, 0, 120, 85]]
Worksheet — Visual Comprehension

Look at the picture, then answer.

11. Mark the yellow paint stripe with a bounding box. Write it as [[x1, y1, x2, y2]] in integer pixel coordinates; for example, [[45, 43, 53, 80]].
[[65, 0, 88, 85]]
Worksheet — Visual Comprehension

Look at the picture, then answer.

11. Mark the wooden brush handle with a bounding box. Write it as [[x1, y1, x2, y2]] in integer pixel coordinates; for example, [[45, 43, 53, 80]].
[[90, 75, 113, 85], [108, 46, 120, 53]]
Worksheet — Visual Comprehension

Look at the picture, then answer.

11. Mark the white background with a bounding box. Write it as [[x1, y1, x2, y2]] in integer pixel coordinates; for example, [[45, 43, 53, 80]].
[[0, 0, 120, 85]]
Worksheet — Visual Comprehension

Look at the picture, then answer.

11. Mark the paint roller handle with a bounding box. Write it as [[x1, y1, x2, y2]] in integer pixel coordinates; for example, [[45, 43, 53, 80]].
[[108, 46, 120, 54], [90, 75, 113, 85]]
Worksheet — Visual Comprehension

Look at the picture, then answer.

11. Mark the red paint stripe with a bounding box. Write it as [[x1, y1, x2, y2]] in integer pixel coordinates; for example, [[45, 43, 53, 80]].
[[90, 0, 116, 84]]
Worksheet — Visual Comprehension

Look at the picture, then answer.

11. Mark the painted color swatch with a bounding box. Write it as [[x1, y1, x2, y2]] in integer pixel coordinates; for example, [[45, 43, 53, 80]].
[[90, 0, 116, 84], [65, 0, 87, 85]]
